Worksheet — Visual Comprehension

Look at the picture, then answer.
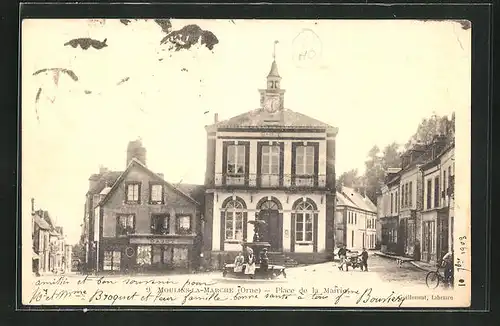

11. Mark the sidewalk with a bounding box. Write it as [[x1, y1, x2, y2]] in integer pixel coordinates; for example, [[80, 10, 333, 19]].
[[374, 251, 435, 272]]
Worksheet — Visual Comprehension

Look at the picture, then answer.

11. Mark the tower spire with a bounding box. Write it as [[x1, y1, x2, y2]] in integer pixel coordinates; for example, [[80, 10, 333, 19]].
[[259, 40, 285, 110]]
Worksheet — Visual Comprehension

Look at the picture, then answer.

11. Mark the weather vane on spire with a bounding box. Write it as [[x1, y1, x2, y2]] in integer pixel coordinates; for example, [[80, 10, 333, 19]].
[[273, 40, 279, 60]]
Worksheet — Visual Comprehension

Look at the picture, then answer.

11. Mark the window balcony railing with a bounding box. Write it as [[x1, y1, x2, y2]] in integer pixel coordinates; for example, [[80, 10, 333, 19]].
[[260, 174, 280, 188], [226, 174, 246, 186], [214, 173, 328, 189]]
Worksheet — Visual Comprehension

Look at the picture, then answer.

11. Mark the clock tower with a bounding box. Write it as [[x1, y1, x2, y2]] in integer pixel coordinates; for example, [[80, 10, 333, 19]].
[[259, 41, 286, 113]]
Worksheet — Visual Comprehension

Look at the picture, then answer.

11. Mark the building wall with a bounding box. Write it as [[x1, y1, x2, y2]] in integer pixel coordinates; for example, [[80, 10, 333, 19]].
[[442, 148, 455, 252], [344, 207, 377, 250], [378, 181, 400, 253], [211, 190, 327, 253], [400, 167, 419, 212], [98, 164, 200, 272], [334, 208, 345, 248], [423, 167, 440, 212], [214, 131, 328, 184], [399, 167, 421, 257]]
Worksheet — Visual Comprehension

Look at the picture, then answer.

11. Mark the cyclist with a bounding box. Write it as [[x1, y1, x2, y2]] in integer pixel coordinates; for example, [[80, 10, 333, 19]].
[[441, 249, 454, 287]]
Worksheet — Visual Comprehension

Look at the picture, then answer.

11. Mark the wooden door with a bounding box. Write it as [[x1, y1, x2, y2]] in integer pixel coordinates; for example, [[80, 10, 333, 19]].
[[259, 209, 281, 251]]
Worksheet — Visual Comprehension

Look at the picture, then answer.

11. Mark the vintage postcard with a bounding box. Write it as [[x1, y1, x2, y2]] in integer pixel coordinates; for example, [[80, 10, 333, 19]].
[[21, 18, 471, 308]]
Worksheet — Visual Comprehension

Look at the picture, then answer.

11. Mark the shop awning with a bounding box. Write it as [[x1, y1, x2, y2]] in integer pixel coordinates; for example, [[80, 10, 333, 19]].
[[32, 250, 40, 260]]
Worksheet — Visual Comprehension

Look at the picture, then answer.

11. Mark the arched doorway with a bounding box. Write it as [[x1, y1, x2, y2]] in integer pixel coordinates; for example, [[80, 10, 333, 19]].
[[256, 198, 283, 252]]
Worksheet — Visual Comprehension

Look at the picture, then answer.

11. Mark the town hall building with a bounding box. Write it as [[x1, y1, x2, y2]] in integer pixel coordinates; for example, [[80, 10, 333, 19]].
[[202, 56, 338, 268]]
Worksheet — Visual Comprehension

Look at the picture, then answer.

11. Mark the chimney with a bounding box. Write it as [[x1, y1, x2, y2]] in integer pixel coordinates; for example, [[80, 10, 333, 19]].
[[99, 165, 108, 174], [214, 113, 219, 124], [31, 198, 35, 213], [126, 139, 147, 167]]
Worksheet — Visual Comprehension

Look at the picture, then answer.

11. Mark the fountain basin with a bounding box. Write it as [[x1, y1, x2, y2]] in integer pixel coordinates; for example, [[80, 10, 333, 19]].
[[222, 263, 287, 280]]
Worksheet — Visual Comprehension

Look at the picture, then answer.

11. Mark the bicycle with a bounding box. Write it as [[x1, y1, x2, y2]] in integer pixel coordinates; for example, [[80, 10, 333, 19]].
[[425, 265, 452, 289]]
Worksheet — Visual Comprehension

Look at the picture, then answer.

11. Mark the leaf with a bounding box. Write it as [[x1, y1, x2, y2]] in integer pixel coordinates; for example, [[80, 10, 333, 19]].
[[154, 19, 172, 34], [64, 38, 108, 50], [33, 68, 79, 82], [117, 77, 130, 85], [160, 24, 219, 51]]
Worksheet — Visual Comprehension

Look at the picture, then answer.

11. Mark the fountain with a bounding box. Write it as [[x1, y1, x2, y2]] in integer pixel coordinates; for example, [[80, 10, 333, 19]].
[[222, 219, 287, 279]]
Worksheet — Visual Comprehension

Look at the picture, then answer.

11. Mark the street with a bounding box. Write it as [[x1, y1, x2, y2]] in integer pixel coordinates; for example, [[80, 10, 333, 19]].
[[34, 253, 429, 289]]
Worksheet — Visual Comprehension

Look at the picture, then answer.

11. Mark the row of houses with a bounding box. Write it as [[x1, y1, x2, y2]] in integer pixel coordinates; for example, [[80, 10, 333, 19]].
[[377, 132, 455, 265], [31, 199, 72, 275]]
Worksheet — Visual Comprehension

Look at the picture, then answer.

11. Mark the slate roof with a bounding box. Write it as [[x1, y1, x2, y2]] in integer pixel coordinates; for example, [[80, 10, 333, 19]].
[[207, 108, 336, 131], [33, 213, 51, 230], [268, 60, 280, 77], [420, 140, 455, 171], [35, 209, 55, 229], [339, 186, 377, 213], [87, 171, 123, 195], [336, 191, 356, 208], [175, 183, 205, 205], [98, 158, 200, 206]]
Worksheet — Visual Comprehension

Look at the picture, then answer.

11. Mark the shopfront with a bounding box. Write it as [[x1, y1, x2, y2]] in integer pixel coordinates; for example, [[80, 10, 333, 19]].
[[380, 216, 398, 254], [100, 236, 195, 273]]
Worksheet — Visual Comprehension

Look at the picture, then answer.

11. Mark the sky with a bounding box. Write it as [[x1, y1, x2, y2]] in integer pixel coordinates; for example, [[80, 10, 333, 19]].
[[21, 19, 471, 245]]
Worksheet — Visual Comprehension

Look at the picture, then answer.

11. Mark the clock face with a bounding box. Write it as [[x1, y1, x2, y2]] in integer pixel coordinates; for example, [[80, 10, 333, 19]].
[[264, 97, 280, 112]]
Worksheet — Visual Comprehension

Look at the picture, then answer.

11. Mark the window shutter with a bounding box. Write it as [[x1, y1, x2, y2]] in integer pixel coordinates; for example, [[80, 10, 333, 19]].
[[291, 213, 296, 252], [138, 183, 142, 204], [243, 212, 248, 242], [220, 211, 225, 251], [313, 143, 319, 186], [222, 142, 229, 184], [161, 184, 165, 204], [278, 212, 283, 250], [313, 213, 318, 253], [291, 143, 297, 186], [256, 142, 263, 188], [244, 142, 250, 186], [279, 142, 284, 187]]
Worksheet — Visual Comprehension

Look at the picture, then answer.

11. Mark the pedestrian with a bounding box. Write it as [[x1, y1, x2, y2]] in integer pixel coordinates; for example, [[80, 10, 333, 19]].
[[260, 248, 269, 274], [359, 248, 369, 272], [441, 249, 454, 287], [233, 252, 244, 273], [338, 245, 348, 271]]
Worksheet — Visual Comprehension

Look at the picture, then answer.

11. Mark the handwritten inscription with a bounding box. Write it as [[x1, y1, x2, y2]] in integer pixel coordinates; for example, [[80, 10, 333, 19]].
[[292, 28, 323, 68], [26, 274, 456, 307]]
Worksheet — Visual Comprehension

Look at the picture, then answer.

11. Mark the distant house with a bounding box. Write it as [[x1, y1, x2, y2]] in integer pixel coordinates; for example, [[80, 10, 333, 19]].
[[31, 199, 51, 274], [31, 199, 66, 274], [85, 139, 204, 274], [335, 186, 377, 250]]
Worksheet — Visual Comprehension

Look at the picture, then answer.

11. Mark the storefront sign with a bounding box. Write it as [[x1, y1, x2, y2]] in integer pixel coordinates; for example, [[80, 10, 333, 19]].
[[129, 237, 194, 245]]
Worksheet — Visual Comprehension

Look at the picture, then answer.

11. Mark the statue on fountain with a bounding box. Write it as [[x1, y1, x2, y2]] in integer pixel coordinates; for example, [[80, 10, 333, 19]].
[[251, 219, 265, 242]]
